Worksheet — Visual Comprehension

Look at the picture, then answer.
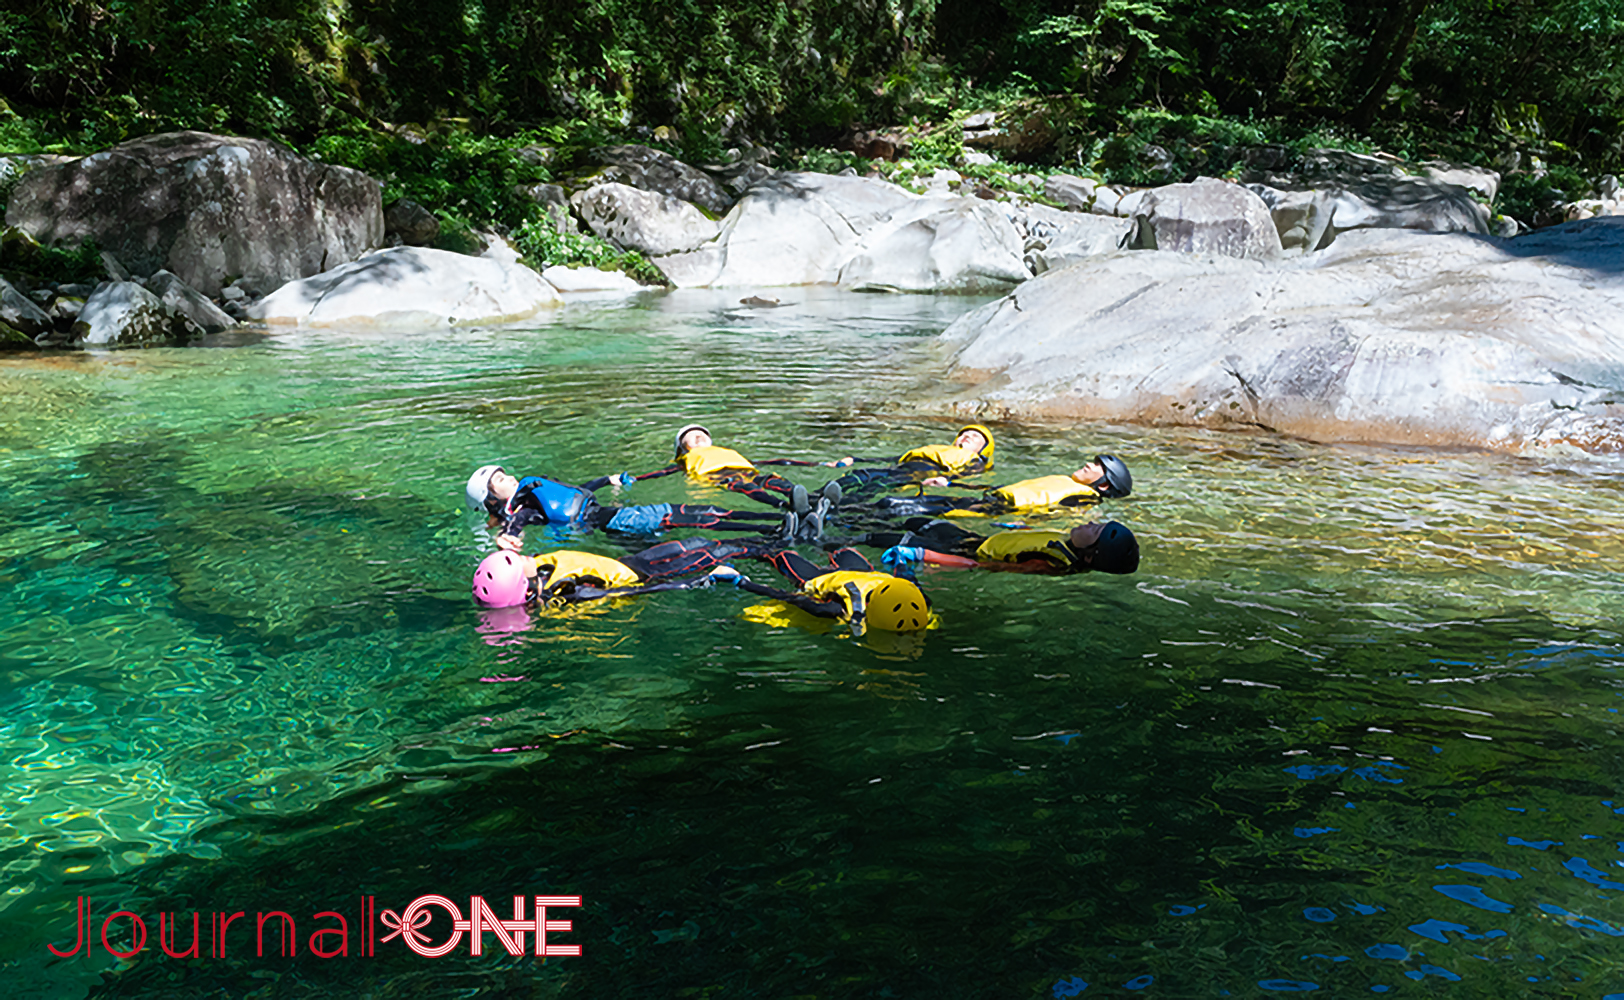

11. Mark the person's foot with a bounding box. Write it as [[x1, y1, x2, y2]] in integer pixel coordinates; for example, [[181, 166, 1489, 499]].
[[800, 498, 830, 543], [778, 510, 799, 545], [791, 484, 811, 515], [818, 480, 842, 506]]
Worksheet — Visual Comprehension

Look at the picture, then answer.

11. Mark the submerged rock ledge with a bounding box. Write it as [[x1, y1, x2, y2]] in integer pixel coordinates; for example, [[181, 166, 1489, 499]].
[[924, 218, 1624, 454]]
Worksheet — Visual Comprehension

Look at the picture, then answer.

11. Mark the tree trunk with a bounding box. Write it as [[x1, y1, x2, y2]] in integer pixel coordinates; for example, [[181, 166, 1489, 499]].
[[1349, 0, 1430, 131]]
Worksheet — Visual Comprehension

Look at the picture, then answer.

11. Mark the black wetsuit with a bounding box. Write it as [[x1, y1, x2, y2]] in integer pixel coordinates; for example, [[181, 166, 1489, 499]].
[[632, 450, 823, 509], [493, 474, 783, 541], [830, 456, 992, 502]]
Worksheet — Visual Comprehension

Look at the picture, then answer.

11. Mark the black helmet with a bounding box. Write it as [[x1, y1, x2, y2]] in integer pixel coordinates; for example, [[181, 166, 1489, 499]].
[[1089, 521, 1140, 574], [674, 423, 710, 459], [1094, 454, 1133, 498]]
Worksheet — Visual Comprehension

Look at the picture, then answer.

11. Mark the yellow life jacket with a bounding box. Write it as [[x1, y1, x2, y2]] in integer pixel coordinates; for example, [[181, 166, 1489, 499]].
[[973, 530, 1080, 569], [681, 445, 756, 478], [801, 571, 932, 632], [801, 570, 891, 615], [534, 551, 642, 590], [993, 475, 1101, 509], [897, 443, 981, 474]]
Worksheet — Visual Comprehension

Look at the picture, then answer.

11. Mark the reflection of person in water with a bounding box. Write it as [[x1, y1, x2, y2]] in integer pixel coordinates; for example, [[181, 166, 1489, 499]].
[[858, 518, 1141, 576], [466, 463, 789, 550]]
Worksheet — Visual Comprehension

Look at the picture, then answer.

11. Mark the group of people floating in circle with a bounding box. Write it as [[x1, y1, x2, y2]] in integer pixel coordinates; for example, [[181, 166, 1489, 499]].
[[467, 422, 1139, 638]]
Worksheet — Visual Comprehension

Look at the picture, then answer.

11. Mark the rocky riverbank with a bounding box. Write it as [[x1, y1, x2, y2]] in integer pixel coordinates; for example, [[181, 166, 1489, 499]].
[[3, 130, 1623, 453]]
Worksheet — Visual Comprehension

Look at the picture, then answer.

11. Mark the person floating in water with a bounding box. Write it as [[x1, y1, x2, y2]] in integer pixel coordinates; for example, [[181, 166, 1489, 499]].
[[825, 454, 1135, 536], [706, 546, 934, 634], [471, 536, 776, 608], [469, 537, 931, 635], [467, 463, 790, 550], [820, 423, 998, 502], [624, 424, 844, 512], [858, 518, 1141, 576]]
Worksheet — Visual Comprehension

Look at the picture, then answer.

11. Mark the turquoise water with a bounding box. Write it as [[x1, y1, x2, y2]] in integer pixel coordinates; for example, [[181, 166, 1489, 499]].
[[2, 287, 1623, 997]]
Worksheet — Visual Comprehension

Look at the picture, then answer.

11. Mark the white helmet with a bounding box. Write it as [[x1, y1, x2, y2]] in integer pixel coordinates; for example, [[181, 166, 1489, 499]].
[[466, 464, 503, 510]]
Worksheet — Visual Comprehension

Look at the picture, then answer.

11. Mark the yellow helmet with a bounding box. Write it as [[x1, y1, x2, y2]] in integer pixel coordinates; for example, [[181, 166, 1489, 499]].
[[864, 579, 931, 632]]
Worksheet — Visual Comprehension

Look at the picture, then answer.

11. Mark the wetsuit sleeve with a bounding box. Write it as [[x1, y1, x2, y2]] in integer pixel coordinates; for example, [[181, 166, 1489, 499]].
[[842, 455, 904, 467], [555, 580, 707, 603], [577, 475, 616, 492], [1058, 492, 1102, 507], [627, 463, 683, 482], [501, 506, 551, 538], [736, 579, 845, 620], [973, 558, 1071, 575]]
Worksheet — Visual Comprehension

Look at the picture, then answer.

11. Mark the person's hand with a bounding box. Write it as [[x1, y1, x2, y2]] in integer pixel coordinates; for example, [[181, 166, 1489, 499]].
[[824, 456, 856, 467], [496, 532, 524, 552], [880, 546, 924, 570], [612, 471, 637, 487], [921, 476, 949, 488]]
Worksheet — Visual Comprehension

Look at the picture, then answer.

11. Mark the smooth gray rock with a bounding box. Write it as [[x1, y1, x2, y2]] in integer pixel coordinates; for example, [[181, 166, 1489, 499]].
[[655, 172, 918, 287], [1128, 179, 1283, 260], [1044, 174, 1101, 212], [147, 270, 236, 333], [1027, 215, 1134, 273], [0, 276, 54, 340], [249, 246, 560, 328], [1421, 161, 1500, 201], [72, 281, 202, 346], [838, 197, 1030, 293], [1246, 184, 1334, 255], [1322, 175, 1491, 239], [587, 144, 733, 215], [571, 182, 721, 255], [6, 131, 382, 297], [384, 199, 439, 246], [935, 219, 1624, 454], [541, 265, 647, 293]]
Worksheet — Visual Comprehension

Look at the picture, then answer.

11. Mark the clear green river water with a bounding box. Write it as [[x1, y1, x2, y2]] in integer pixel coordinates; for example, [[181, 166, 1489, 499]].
[[1, 287, 1623, 998]]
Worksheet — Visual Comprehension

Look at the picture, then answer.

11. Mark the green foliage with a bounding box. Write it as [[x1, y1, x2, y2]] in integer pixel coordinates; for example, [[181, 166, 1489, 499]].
[[510, 218, 667, 287], [1, 0, 1622, 236], [790, 148, 868, 175], [1, 235, 102, 286], [306, 128, 555, 230]]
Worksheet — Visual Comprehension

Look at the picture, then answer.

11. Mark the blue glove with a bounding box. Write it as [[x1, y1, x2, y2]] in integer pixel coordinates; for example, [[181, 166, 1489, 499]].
[[705, 565, 745, 587], [613, 471, 637, 487], [880, 546, 924, 570]]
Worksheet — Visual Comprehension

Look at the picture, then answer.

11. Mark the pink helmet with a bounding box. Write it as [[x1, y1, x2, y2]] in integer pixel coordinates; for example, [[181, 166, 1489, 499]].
[[472, 551, 532, 607]]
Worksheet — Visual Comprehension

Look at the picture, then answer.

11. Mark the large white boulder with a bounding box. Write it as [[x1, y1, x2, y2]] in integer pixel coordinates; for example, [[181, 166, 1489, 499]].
[[655, 172, 918, 287], [72, 281, 203, 346], [1128, 179, 1283, 260], [5, 131, 381, 297], [249, 247, 561, 328], [934, 219, 1624, 454], [838, 197, 1030, 293], [571, 182, 721, 255]]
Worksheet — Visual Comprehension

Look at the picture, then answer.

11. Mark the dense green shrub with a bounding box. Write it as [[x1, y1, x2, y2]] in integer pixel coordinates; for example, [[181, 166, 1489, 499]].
[[510, 217, 667, 286]]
